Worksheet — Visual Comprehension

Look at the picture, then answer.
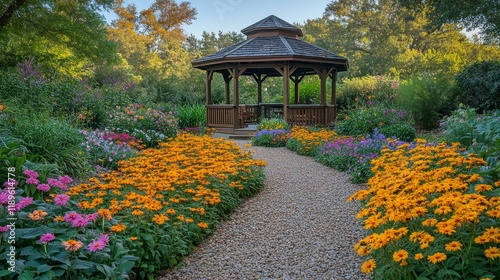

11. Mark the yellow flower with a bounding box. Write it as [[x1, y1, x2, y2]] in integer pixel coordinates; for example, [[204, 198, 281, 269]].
[[361, 259, 376, 274], [152, 214, 169, 225], [132, 210, 145, 216], [485, 247, 500, 259], [427, 252, 447, 264], [392, 249, 409, 262], [110, 223, 127, 232], [166, 208, 176, 215], [130, 236, 138, 241], [97, 209, 113, 221], [197, 222, 208, 229], [445, 241, 462, 252], [414, 253, 423, 260]]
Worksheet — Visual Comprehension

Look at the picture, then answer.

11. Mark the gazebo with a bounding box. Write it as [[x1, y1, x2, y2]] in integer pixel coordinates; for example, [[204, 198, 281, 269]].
[[192, 15, 349, 133]]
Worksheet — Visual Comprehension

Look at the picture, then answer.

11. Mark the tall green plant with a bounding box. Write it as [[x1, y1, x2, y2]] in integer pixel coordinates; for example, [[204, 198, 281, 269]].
[[176, 104, 206, 129]]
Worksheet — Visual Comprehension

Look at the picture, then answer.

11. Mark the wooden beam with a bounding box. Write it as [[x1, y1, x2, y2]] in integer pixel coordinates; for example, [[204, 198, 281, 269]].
[[283, 63, 290, 122], [330, 70, 338, 105], [222, 70, 232, 104]]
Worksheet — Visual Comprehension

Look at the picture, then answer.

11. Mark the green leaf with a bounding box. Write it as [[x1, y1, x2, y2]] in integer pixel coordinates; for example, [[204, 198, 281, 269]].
[[19, 271, 35, 280], [70, 259, 93, 270], [0, 270, 14, 277], [16, 227, 49, 239], [37, 264, 52, 273]]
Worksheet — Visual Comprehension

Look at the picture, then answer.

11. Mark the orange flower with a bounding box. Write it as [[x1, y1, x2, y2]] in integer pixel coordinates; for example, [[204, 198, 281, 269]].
[[129, 236, 138, 241], [28, 210, 48, 221], [97, 209, 113, 221], [393, 249, 409, 262], [361, 259, 376, 274], [414, 253, 423, 260], [110, 223, 127, 233], [197, 222, 208, 229], [485, 247, 500, 259], [152, 214, 168, 225], [62, 240, 83, 251], [445, 241, 462, 252], [427, 252, 447, 264]]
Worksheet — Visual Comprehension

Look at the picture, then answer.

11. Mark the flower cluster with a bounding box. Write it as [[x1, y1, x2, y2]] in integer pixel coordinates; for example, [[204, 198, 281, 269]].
[[286, 126, 338, 156], [68, 133, 266, 277], [252, 129, 290, 147], [81, 129, 139, 170], [348, 139, 500, 279], [107, 104, 178, 147]]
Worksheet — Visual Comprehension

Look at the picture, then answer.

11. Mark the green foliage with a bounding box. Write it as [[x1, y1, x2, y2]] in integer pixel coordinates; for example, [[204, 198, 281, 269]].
[[335, 106, 412, 136], [453, 61, 500, 112], [337, 75, 399, 110], [2, 115, 89, 178], [257, 118, 290, 131], [0, 169, 137, 280], [397, 74, 455, 129], [176, 104, 206, 129], [378, 123, 416, 142]]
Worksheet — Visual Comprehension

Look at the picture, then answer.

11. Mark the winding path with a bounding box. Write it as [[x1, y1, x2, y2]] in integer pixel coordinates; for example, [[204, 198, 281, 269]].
[[160, 144, 370, 280]]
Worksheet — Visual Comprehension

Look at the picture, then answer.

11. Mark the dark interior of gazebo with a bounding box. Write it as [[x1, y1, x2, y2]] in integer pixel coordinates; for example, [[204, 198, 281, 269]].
[[192, 15, 349, 133]]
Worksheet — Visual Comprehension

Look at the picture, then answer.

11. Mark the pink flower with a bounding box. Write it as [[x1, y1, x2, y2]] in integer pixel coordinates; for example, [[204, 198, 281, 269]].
[[71, 216, 89, 228], [54, 194, 70, 206], [0, 191, 9, 205], [40, 233, 55, 244], [36, 184, 51, 192], [58, 175, 73, 185], [0, 225, 10, 232], [85, 213, 99, 222], [17, 197, 33, 209], [64, 211, 81, 223], [98, 234, 109, 244], [47, 178, 60, 187], [26, 177, 39, 185], [23, 170, 38, 179], [87, 239, 106, 252], [3, 179, 18, 188]]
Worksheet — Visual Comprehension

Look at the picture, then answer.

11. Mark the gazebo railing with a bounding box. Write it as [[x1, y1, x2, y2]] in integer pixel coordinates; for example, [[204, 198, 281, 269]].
[[287, 105, 336, 126], [206, 105, 237, 128]]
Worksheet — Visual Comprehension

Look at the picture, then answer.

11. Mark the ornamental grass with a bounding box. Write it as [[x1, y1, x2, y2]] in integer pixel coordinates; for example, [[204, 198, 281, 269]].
[[68, 133, 266, 279], [286, 126, 339, 156], [349, 139, 500, 279]]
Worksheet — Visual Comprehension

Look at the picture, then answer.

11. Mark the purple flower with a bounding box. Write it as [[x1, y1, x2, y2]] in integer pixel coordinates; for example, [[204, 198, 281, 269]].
[[64, 211, 81, 223], [26, 177, 39, 185], [54, 194, 70, 206], [98, 234, 109, 245], [36, 184, 51, 192], [40, 233, 56, 244], [0, 225, 10, 232]]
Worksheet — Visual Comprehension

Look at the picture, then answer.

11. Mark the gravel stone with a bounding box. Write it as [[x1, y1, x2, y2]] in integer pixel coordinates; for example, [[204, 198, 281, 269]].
[[159, 143, 371, 280]]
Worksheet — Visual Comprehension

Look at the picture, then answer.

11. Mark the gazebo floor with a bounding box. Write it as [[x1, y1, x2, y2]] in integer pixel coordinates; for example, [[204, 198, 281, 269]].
[[213, 124, 258, 136]]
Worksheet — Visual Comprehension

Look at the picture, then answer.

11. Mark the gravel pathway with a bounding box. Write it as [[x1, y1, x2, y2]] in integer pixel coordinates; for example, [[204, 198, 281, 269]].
[[160, 143, 370, 280]]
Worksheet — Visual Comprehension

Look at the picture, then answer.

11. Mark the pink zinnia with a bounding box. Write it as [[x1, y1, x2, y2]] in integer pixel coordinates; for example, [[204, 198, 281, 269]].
[[17, 197, 33, 209], [64, 211, 81, 223], [71, 216, 89, 228], [85, 213, 99, 222], [87, 239, 106, 252], [54, 194, 70, 206], [98, 234, 109, 244], [40, 233, 55, 244], [36, 184, 51, 192], [0, 225, 9, 232]]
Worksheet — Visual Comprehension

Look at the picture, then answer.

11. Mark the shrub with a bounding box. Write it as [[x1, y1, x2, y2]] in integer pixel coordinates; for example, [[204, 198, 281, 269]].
[[2, 115, 89, 178], [397, 74, 455, 129], [378, 122, 416, 142], [81, 129, 140, 170], [453, 61, 500, 112], [67, 134, 266, 279], [335, 106, 412, 136], [108, 104, 178, 148], [176, 104, 206, 129], [349, 140, 500, 279], [252, 129, 290, 147], [0, 169, 137, 279], [258, 118, 290, 131], [337, 75, 399, 110]]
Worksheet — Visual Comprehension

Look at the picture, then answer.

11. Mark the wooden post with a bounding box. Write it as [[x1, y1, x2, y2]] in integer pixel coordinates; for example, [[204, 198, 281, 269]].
[[283, 65, 290, 122], [291, 75, 304, 104], [252, 73, 268, 119], [330, 70, 338, 124], [315, 68, 333, 125], [223, 71, 232, 104], [206, 70, 214, 105]]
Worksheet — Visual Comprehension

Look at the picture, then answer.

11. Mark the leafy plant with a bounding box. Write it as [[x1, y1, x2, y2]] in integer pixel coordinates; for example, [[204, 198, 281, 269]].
[[251, 129, 290, 147], [176, 104, 206, 129], [257, 118, 290, 131]]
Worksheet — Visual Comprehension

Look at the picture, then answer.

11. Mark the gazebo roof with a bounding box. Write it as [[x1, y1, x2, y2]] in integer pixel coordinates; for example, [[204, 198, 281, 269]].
[[192, 15, 348, 73]]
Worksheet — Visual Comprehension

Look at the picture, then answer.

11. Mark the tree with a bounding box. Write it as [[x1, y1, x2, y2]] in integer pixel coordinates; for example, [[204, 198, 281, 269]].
[[398, 0, 500, 44], [0, 0, 118, 77]]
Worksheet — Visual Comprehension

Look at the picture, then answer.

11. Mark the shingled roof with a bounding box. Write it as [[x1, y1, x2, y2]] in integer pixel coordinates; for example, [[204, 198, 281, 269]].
[[192, 15, 348, 72]]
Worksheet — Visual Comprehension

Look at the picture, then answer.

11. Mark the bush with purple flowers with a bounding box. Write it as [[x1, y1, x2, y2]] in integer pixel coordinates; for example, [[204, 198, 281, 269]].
[[317, 129, 392, 183], [251, 129, 290, 147], [81, 129, 140, 170], [0, 169, 137, 279]]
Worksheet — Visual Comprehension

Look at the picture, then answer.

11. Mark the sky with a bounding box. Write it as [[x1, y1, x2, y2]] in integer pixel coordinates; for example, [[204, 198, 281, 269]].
[[104, 0, 331, 38]]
